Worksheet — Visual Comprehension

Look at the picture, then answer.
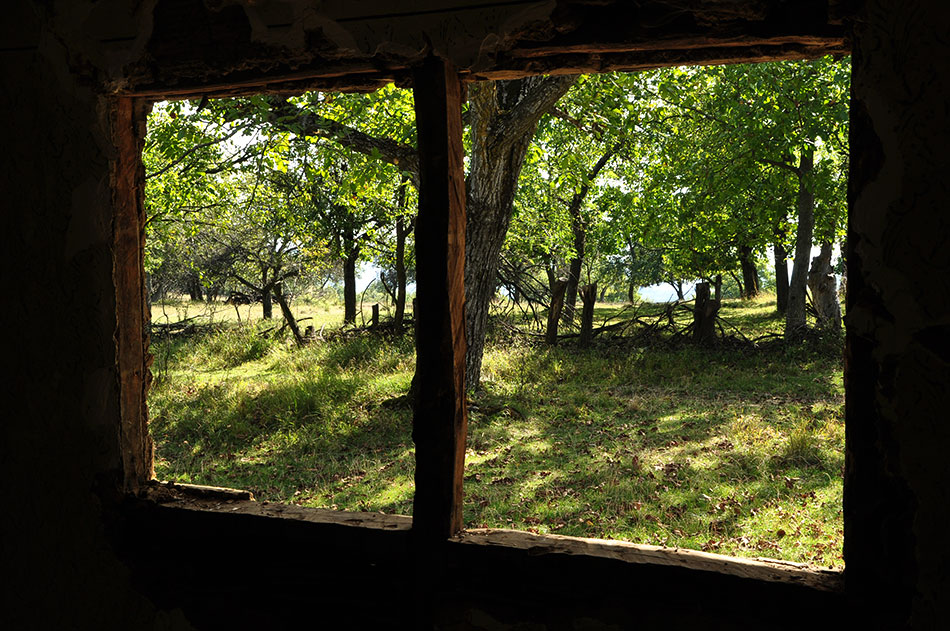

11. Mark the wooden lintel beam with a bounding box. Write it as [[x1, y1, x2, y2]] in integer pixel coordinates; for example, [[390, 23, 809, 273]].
[[411, 56, 468, 542]]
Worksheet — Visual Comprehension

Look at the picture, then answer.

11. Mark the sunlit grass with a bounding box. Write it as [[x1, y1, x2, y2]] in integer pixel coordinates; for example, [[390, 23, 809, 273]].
[[149, 294, 844, 567]]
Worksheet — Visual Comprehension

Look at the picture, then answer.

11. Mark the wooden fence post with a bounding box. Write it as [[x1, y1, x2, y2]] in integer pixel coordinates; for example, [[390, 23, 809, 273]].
[[411, 56, 468, 541], [371, 303, 379, 330]]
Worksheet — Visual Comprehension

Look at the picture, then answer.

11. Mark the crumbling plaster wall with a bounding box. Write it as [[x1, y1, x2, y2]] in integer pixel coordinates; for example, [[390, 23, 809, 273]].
[[845, 1, 950, 627]]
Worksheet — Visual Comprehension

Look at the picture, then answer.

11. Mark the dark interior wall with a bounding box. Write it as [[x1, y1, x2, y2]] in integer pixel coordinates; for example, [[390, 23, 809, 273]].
[[0, 5, 188, 629], [1, 1, 949, 629], [845, 2, 950, 626]]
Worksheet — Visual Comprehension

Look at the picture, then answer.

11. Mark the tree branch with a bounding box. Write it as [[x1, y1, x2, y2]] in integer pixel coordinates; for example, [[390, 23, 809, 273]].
[[489, 75, 579, 154], [267, 98, 420, 187]]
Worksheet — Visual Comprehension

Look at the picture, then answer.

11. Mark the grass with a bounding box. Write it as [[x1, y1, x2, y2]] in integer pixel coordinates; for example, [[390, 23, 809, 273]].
[[149, 293, 844, 568]]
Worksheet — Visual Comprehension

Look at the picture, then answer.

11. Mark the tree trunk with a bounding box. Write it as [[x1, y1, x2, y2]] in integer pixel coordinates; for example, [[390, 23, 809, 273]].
[[342, 225, 358, 325], [713, 274, 722, 302], [808, 241, 841, 330], [693, 282, 720, 344], [670, 278, 685, 301], [785, 149, 815, 340], [563, 249, 584, 326], [773, 241, 789, 313], [562, 146, 617, 326], [273, 284, 304, 346], [739, 246, 759, 298], [463, 75, 578, 386], [579, 283, 597, 347], [394, 213, 408, 329], [187, 275, 203, 302], [730, 270, 744, 298], [273, 76, 575, 389], [258, 265, 271, 319], [545, 279, 568, 345], [837, 237, 847, 304]]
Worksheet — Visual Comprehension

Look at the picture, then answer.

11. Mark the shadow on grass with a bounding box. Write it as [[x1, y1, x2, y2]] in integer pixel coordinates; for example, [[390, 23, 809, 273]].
[[150, 331, 417, 514], [150, 317, 844, 565]]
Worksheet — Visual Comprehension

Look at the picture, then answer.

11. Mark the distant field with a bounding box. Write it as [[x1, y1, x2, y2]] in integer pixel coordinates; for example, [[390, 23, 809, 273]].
[[148, 293, 844, 568], [150, 295, 397, 331]]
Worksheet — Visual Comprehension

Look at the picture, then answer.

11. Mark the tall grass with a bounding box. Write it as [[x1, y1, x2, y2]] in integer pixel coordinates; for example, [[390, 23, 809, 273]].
[[149, 295, 845, 567]]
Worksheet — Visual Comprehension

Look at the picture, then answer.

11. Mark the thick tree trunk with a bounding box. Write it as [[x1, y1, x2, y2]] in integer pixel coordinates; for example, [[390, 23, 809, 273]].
[[545, 279, 568, 344], [713, 274, 722, 302], [808, 241, 841, 330], [579, 283, 597, 347], [785, 149, 815, 340], [463, 75, 577, 387], [693, 282, 720, 343], [739, 246, 759, 298]]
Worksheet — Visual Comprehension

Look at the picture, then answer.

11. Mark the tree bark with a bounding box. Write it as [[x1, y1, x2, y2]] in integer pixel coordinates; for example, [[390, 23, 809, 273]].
[[463, 75, 578, 385], [187, 275, 203, 302], [394, 210, 408, 329], [259, 266, 272, 319], [273, 284, 304, 346], [545, 279, 569, 344], [739, 245, 759, 298], [785, 149, 815, 340], [693, 281, 719, 344], [808, 241, 841, 330], [342, 225, 358, 325], [773, 241, 789, 313], [579, 282, 597, 347]]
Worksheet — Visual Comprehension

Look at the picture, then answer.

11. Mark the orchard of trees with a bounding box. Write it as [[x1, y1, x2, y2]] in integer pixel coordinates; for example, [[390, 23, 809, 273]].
[[145, 56, 849, 387]]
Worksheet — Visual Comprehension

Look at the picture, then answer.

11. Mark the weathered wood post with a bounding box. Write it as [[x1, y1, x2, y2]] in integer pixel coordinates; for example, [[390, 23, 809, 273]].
[[371, 303, 379, 330], [411, 56, 468, 542], [579, 282, 597, 347], [693, 281, 719, 343], [113, 98, 154, 492], [545, 279, 568, 344]]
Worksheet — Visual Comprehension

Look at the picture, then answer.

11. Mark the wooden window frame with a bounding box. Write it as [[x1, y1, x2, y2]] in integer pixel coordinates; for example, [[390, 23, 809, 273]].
[[112, 47, 846, 596]]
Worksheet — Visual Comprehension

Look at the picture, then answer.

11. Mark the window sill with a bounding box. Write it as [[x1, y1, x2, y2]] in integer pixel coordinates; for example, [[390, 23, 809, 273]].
[[144, 479, 841, 593]]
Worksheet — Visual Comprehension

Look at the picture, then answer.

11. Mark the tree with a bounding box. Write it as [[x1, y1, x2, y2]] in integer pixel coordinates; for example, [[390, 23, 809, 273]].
[[621, 58, 848, 337], [257, 77, 576, 386]]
